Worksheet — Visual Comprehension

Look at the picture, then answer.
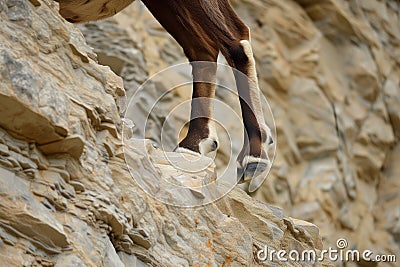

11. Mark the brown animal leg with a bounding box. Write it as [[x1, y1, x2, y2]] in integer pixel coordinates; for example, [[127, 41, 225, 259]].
[[229, 40, 273, 192], [177, 62, 219, 156], [142, 0, 220, 156], [215, 2, 273, 192]]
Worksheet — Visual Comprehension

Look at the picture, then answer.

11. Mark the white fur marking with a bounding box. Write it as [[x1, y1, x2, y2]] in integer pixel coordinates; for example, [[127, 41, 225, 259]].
[[239, 40, 257, 83], [241, 155, 270, 169], [174, 147, 201, 156], [199, 120, 218, 156], [239, 40, 265, 125]]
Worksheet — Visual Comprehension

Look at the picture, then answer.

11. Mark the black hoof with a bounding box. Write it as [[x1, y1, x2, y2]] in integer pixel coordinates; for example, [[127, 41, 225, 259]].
[[211, 140, 218, 151], [237, 161, 268, 183], [237, 157, 270, 192]]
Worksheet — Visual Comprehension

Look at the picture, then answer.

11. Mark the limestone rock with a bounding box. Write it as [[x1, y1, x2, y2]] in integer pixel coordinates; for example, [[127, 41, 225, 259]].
[[112, 0, 400, 263], [0, 0, 330, 266], [0, 168, 70, 253]]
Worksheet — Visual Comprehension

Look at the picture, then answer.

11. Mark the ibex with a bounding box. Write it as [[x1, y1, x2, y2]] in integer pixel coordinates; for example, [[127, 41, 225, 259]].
[[58, 0, 274, 192]]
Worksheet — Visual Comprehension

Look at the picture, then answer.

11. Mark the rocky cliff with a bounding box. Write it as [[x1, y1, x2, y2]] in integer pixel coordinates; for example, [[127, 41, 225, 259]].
[[106, 0, 398, 265], [0, 0, 332, 266]]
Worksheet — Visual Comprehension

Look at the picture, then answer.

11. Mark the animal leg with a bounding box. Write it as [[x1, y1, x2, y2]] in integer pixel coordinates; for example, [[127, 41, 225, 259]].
[[177, 62, 219, 156], [217, 4, 274, 192], [234, 41, 273, 193], [142, 0, 220, 156]]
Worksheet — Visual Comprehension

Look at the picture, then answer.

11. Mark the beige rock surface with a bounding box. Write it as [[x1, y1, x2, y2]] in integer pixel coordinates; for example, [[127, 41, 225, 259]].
[[0, 0, 332, 266], [108, 0, 400, 265]]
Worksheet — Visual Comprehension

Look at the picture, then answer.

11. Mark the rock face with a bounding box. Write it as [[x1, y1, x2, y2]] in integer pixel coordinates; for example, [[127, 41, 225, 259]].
[[0, 0, 332, 266], [108, 0, 399, 264]]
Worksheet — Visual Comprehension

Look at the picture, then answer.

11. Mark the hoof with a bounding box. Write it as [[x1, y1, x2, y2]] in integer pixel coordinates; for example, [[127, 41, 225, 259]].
[[237, 156, 270, 193]]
